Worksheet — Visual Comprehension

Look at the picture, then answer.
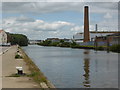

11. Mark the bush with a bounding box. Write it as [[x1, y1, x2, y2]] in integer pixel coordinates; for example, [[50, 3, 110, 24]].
[[10, 34, 28, 46], [49, 42, 59, 46], [8, 74, 21, 77], [15, 54, 23, 59], [58, 42, 71, 47], [110, 44, 120, 53], [96, 46, 104, 50]]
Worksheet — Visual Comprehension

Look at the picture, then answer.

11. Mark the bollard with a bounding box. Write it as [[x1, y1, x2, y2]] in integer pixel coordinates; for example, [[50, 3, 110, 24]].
[[16, 67, 23, 75]]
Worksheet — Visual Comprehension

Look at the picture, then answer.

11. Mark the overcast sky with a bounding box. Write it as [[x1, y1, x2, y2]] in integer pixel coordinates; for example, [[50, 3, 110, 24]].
[[1, 1, 119, 40]]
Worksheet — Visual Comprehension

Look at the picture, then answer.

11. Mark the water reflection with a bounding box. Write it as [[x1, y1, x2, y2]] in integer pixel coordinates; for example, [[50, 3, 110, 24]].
[[22, 45, 118, 88], [106, 58, 110, 71], [95, 59, 98, 72], [83, 50, 90, 87]]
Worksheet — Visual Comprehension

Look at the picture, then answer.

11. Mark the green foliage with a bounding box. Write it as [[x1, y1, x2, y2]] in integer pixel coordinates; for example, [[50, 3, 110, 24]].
[[21, 48, 48, 83], [10, 34, 28, 46], [38, 40, 94, 49], [70, 42, 78, 48], [71, 43, 94, 49], [49, 42, 59, 46], [96, 46, 104, 50], [15, 54, 23, 59], [27, 72, 39, 77], [58, 42, 71, 47], [8, 74, 21, 77], [38, 40, 120, 53], [110, 44, 120, 53], [39, 40, 52, 46], [60, 40, 64, 43]]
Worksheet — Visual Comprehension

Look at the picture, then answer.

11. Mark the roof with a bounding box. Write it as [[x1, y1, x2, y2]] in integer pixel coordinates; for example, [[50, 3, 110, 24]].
[[107, 33, 120, 36], [0, 30, 4, 33]]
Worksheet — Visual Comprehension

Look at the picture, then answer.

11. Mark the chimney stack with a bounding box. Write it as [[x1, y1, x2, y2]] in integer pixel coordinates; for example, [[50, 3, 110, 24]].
[[84, 6, 90, 42], [95, 24, 98, 32]]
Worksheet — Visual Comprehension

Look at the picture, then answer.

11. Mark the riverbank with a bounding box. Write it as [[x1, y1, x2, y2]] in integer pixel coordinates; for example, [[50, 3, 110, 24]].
[[38, 41, 120, 53], [2, 45, 40, 88], [2, 45, 55, 88], [20, 46, 55, 88]]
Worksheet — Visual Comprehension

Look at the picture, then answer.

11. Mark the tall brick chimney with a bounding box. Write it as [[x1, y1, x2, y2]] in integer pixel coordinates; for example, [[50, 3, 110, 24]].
[[84, 6, 90, 42]]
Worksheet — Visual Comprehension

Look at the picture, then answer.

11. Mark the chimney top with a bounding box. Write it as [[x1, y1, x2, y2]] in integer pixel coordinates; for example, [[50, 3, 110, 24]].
[[85, 6, 88, 8]]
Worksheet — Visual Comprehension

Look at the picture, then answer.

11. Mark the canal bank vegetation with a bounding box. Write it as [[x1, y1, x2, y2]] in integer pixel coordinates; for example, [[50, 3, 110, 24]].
[[95, 44, 120, 53], [38, 40, 120, 53], [109, 44, 120, 53], [7, 33, 28, 46], [19, 47, 55, 88], [38, 40, 94, 49], [15, 54, 23, 59]]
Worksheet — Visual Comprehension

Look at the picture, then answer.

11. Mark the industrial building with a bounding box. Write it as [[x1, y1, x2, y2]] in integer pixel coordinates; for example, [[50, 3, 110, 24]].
[[73, 6, 119, 46]]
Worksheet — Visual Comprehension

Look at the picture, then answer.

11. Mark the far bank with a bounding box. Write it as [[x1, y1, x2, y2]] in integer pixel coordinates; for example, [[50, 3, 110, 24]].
[[37, 41, 120, 53]]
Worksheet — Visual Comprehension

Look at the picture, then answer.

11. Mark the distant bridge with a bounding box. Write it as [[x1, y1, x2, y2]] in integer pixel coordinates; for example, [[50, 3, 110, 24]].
[[78, 31, 120, 34], [29, 40, 42, 45]]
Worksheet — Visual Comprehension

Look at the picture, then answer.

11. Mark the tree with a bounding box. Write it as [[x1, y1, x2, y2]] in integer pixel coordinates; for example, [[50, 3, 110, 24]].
[[10, 34, 28, 46], [60, 40, 64, 43]]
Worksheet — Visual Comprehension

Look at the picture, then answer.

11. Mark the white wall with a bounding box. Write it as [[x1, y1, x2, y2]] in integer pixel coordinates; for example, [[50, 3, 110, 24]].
[[0, 31, 7, 45]]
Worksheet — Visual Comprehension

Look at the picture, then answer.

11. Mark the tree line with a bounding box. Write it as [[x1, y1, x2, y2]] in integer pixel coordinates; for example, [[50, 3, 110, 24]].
[[37, 40, 94, 49], [38, 40, 120, 53], [7, 33, 28, 46]]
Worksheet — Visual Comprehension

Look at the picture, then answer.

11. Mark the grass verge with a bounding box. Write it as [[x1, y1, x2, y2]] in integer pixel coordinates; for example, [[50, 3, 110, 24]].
[[19, 47, 55, 88], [15, 54, 23, 59]]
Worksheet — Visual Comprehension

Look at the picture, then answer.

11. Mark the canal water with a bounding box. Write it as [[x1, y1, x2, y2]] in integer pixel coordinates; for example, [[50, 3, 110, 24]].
[[22, 45, 118, 88]]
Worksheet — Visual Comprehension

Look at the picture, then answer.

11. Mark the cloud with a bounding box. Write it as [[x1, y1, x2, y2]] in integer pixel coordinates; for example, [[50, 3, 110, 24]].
[[2, 13, 118, 39], [2, 16, 75, 39], [71, 25, 95, 32], [98, 19, 118, 31], [2, 2, 118, 39], [38, 21, 74, 31], [104, 13, 112, 19], [2, 2, 118, 14], [16, 15, 35, 22], [2, 0, 119, 2], [71, 26, 82, 32]]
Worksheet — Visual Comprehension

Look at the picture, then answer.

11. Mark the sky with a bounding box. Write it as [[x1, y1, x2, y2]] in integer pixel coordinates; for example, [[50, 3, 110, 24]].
[[0, 1, 119, 40]]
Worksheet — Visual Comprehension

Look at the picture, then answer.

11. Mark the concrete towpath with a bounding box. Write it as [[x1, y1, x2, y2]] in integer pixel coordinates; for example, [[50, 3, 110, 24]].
[[2, 45, 40, 88]]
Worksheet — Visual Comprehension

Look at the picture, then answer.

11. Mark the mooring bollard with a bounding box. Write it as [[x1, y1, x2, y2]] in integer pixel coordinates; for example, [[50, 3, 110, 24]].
[[16, 67, 23, 75], [17, 50, 19, 52]]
